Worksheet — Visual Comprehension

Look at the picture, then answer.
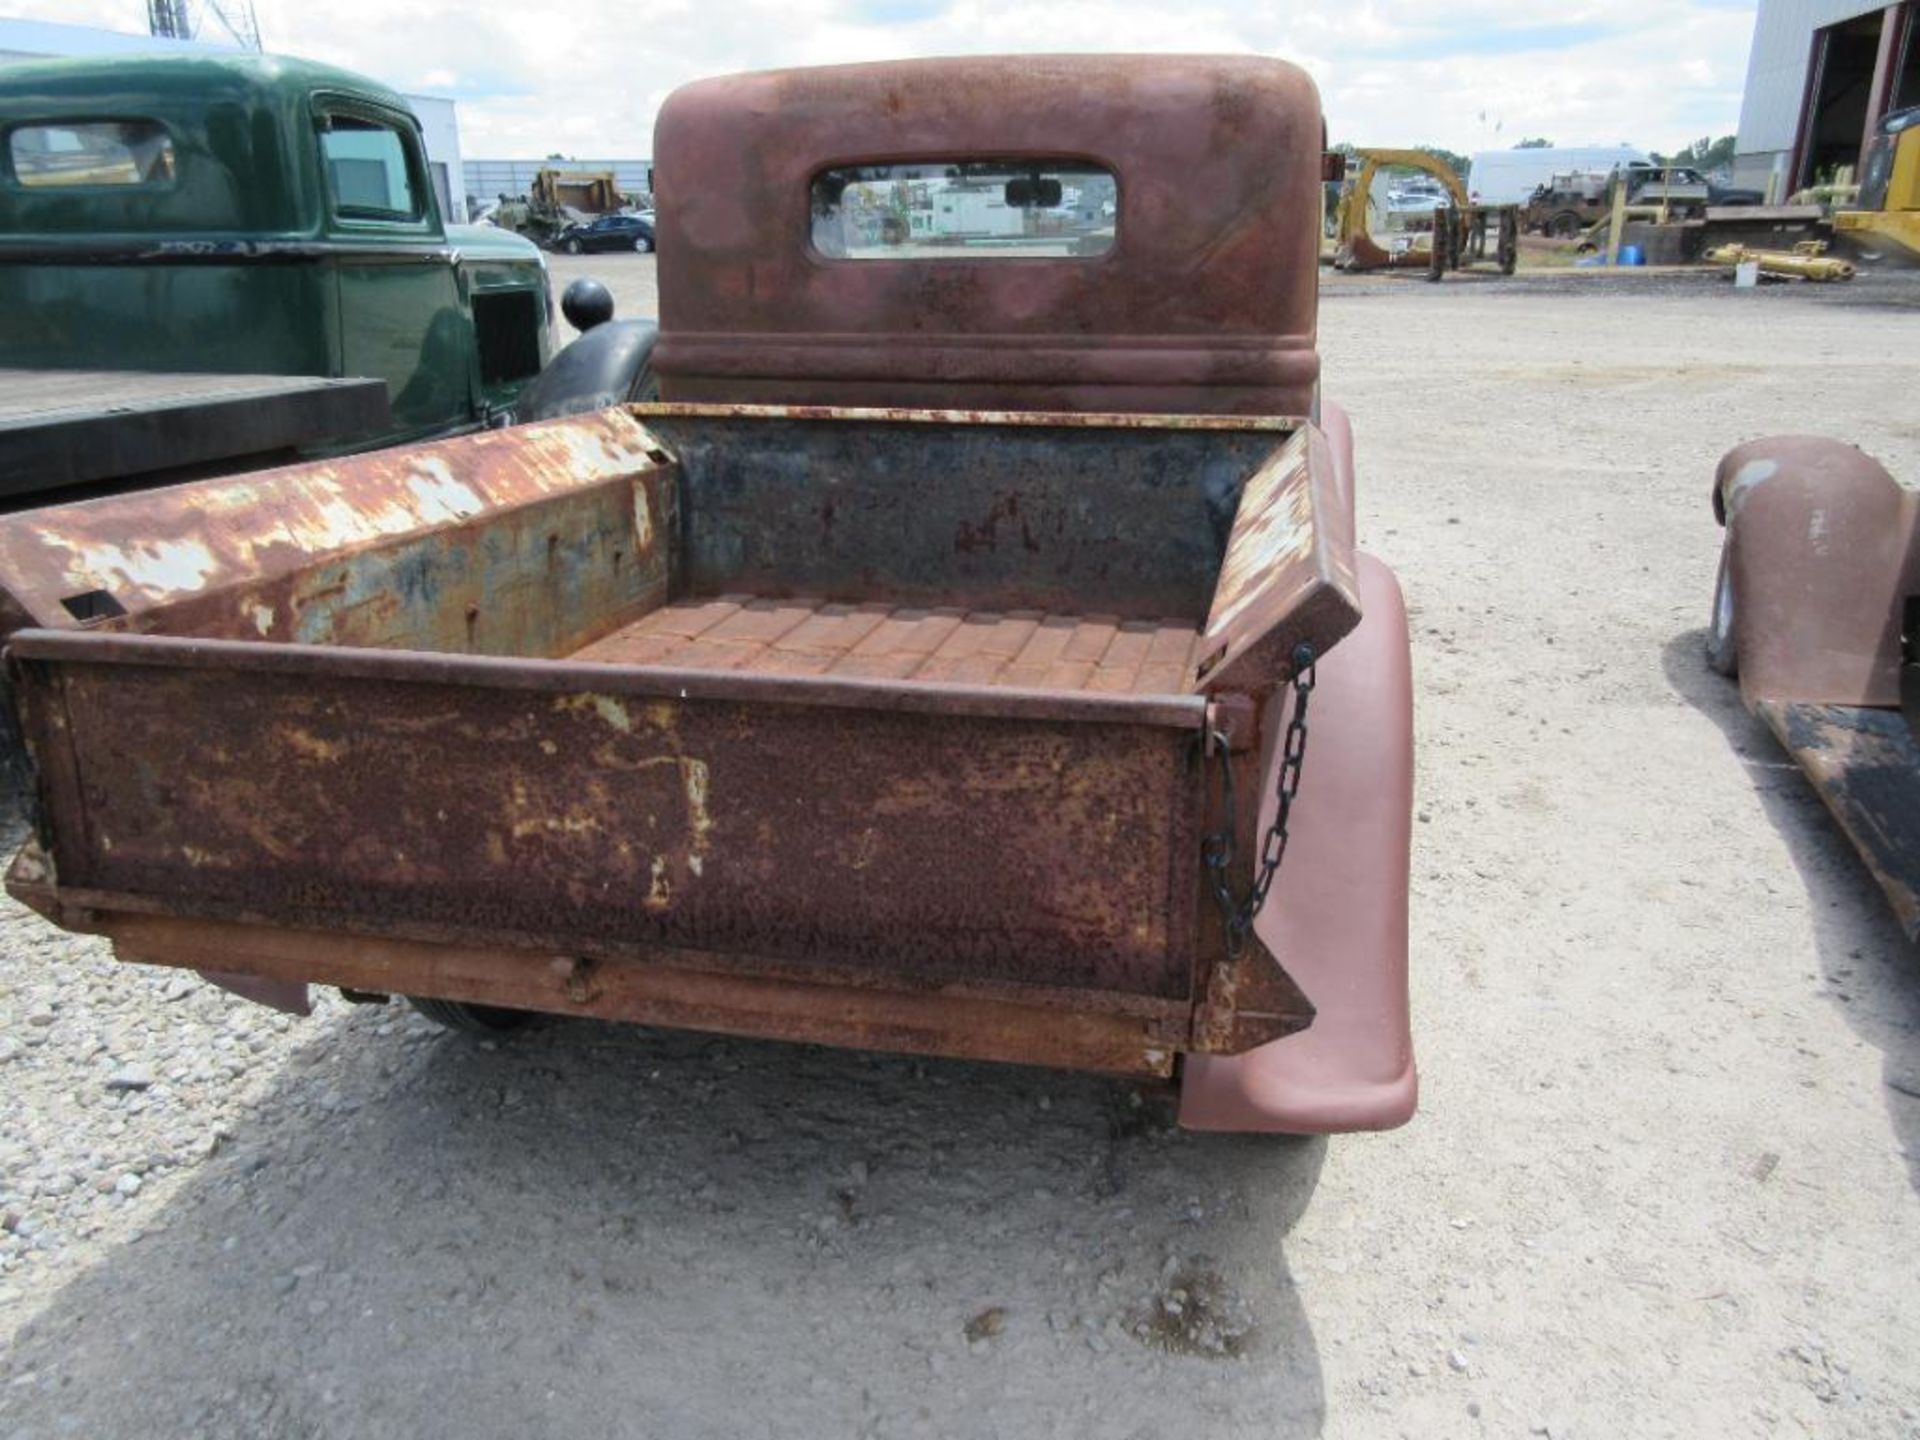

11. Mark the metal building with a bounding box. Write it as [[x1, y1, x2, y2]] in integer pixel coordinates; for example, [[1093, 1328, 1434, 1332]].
[[1734, 1, 1917, 194]]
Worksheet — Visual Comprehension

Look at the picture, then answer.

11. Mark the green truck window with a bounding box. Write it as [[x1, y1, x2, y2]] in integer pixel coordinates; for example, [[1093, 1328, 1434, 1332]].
[[321, 115, 420, 220], [8, 120, 175, 187]]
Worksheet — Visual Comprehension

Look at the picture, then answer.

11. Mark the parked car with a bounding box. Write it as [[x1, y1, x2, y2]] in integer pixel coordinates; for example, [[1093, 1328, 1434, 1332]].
[[1707, 179, 1766, 206], [556, 212, 656, 254], [0, 54, 659, 504], [0, 54, 1414, 1137]]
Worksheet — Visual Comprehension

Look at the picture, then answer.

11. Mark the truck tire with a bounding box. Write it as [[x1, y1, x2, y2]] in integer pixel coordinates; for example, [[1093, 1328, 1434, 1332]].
[[406, 996, 534, 1034], [1546, 210, 1583, 239], [1706, 543, 1738, 677]]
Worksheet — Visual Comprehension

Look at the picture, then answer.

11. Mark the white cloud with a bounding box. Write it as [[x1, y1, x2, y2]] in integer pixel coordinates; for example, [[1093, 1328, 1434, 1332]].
[[7, 0, 1759, 159]]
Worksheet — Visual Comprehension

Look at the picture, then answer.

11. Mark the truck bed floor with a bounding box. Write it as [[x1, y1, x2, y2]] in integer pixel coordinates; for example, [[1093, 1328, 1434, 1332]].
[[570, 596, 1204, 695]]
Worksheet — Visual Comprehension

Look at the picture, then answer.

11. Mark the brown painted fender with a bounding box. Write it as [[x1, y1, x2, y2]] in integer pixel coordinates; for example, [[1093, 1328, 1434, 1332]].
[[1715, 436, 1916, 708], [1319, 397, 1356, 538], [1180, 551, 1416, 1133]]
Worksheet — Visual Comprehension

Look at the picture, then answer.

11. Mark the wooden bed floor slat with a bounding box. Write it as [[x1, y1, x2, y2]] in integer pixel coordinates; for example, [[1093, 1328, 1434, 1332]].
[[570, 597, 1203, 696]]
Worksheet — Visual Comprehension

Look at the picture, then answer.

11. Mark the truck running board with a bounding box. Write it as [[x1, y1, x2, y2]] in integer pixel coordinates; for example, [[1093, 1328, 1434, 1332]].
[[1757, 700, 1920, 938]]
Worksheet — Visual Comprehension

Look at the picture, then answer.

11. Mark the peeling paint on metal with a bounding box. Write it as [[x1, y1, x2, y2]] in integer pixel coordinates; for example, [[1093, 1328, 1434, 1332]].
[[63, 535, 218, 597]]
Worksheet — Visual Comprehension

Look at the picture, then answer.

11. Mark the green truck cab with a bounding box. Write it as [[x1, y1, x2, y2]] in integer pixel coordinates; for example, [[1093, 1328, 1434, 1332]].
[[0, 53, 652, 490]]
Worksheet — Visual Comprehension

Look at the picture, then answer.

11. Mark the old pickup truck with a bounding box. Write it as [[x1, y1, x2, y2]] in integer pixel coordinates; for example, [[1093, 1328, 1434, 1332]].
[[0, 55, 1416, 1135], [0, 54, 657, 504]]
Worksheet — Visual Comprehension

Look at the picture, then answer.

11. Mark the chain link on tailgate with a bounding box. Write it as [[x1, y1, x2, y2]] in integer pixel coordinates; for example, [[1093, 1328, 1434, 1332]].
[[1202, 643, 1317, 959]]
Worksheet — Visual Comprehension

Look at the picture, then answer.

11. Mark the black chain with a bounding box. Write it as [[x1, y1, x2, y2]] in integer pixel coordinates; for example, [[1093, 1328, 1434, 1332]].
[[1202, 643, 1318, 958]]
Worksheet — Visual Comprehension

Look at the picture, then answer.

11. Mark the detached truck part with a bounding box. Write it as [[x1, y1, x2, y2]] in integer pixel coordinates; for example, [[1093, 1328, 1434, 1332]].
[[1706, 437, 1920, 933], [0, 56, 1417, 1135]]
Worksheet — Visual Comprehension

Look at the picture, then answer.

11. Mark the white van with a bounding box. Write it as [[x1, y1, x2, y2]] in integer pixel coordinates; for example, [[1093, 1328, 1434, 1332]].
[[1468, 146, 1648, 205]]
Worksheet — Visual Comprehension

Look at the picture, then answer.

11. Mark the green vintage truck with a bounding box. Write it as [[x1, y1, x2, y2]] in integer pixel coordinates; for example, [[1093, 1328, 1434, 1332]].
[[0, 53, 656, 503]]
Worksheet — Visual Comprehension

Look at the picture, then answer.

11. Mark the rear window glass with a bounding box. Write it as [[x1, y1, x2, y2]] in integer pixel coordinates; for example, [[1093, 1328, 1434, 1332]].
[[8, 121, 175, 188], [810, 159, 1116, 260], [322, 115, 421, 220]]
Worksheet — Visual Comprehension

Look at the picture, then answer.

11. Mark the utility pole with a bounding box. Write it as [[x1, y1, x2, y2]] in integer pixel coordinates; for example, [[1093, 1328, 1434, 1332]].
[[146, 0, 263, 50]]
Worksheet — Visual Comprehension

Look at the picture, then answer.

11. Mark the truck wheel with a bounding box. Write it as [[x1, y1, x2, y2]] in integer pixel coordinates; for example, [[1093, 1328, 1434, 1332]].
[[1546, 211, 1583, 239], [565, 237, 584, 255], [1706, 544, 1738, 677], [633, 234, 654, 254], [406, 996, 534, 1035]]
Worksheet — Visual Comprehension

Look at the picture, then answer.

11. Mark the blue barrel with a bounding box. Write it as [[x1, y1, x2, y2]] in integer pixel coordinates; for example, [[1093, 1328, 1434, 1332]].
[[1618, 244, 1645, 267]]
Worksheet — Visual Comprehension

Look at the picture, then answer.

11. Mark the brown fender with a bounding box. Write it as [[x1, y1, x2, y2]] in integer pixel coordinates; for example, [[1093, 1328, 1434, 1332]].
[[1716, 437, 1917, 707], [1180, 551, 1416, 1133], [1319, 397, 1356, 537]]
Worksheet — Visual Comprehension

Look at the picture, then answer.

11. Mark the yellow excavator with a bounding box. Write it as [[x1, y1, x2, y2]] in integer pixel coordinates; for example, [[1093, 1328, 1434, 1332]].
[[1833, 105, 1919, 266], [1331, 148, 1516, 277]]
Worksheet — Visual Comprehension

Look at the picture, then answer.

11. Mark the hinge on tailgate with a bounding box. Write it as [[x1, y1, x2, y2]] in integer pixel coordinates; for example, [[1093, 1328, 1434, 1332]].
[[1201, 643, 1317, 957]]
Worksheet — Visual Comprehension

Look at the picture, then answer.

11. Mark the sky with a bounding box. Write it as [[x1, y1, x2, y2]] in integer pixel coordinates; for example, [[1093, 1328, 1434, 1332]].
[[15, 1, 1761, 160]]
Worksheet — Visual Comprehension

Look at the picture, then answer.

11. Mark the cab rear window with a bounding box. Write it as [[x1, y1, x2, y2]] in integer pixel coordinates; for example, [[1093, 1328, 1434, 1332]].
[[8, 120, 175, 187], [810, 159, 1116, 260]]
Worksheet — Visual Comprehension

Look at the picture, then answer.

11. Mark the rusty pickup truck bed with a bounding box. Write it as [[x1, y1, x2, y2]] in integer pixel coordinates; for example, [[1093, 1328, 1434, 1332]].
[[1, 403, 1357, 1078]]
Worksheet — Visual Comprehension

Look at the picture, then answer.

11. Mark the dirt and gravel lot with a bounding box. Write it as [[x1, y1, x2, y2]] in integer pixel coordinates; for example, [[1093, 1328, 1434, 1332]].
[[2, 256, 1918, 1439]]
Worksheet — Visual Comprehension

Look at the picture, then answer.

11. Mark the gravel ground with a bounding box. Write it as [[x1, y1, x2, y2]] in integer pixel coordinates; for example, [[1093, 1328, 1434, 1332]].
[[2, 256, 1919, 1439]]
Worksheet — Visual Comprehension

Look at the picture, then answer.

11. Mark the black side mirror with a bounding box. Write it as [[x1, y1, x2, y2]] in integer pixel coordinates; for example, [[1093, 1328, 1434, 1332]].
[[561, 277, 616, 332]]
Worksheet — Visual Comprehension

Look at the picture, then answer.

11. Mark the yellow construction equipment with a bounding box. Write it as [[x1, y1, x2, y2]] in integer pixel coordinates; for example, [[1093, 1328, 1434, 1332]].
[[1832, 105, 1920, 266], [1706, 241, 1856, 282], [1331, 149, 1516, 277]]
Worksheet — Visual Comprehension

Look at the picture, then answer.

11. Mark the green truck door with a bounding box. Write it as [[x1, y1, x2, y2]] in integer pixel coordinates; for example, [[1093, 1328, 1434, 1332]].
[[317, 105, 474, 435]]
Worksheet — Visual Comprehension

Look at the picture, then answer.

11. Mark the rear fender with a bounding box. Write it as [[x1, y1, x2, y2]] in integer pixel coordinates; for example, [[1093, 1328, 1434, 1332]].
[[1180, 551, 1416, 1133], [1715, 437, 1915, 707], [1319, 398, 1356, 536], [516, 318, 659, 423]]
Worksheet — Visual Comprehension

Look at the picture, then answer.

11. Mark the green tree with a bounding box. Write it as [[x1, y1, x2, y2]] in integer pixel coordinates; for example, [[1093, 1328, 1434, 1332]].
[[1514, 137, 1555, 149], [1656, 136, 1737, 170]]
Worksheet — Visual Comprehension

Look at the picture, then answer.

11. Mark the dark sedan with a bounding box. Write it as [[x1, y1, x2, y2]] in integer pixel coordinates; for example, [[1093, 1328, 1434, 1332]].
[[555, 212, 655, 254]]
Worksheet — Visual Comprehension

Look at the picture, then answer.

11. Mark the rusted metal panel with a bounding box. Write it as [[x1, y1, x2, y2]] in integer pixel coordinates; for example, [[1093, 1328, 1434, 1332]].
[[1716, 436, 1919, 710], [652, 57, 1324, 416], [634, 405, 1296, 623], [11, 628, 1209, 1001], [0, 410, 673, 656], [1757, 700, 1920, 939], [1196, 427, 1361, 692], [88, 912, 1184, 1076]]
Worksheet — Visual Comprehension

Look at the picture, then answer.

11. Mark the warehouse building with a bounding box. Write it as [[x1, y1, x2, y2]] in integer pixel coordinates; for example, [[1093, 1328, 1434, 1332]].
[[1734, 1, 1917, 194]]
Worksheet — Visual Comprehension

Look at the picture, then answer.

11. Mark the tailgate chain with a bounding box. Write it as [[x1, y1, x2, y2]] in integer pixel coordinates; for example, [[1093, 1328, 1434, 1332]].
[[1202, 644, 1317, 958]]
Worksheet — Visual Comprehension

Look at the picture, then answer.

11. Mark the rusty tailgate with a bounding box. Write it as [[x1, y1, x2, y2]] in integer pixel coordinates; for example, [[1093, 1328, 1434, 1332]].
[[10, 627, 1213, 1008]]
